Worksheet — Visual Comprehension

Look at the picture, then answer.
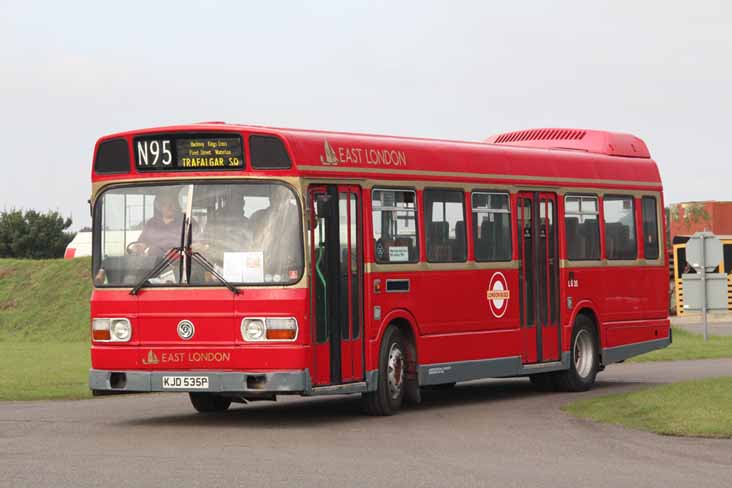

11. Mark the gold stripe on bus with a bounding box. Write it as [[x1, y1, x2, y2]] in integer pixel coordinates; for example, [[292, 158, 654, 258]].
[[560, 258, 664, 268], [90, 175, 304, 203], [365, 261, 519, 273], [559, 188, 662, 198], [94, 280, 309, 291], [300, 178, 663, 203], [296, 165, 661, 188]]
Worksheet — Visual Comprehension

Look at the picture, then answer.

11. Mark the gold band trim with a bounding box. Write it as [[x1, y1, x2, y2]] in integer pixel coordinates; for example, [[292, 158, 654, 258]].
[[94, 281, 308, 291], [365, 261, 519, 273], [560, 258, 664, 268], [91, 175, 304, 204], [297, 165, 661, 189]]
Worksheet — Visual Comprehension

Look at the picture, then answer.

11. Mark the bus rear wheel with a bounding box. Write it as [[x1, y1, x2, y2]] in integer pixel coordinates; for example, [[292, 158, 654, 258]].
[[189, 393, 232, 413], [362, 327, 406, 416], [554, 315, 599, 392]]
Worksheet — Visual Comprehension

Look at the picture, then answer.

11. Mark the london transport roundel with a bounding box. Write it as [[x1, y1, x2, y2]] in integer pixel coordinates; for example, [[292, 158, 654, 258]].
[[486, 271, 510, 318]]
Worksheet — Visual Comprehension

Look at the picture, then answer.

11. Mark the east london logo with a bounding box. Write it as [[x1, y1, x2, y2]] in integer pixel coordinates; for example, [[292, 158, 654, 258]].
[[142, 350, 160, 365], [486, 271, 510, 318], [319, 139, 408, 167], [141, 350, 231, 364]]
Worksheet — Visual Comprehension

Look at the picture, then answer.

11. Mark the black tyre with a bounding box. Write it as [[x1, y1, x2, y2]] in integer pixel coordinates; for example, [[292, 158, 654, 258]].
[[554, 315, 599, 392], [362, 327, 406, 416], [529, 373, 558, 392], [189, 393, 232, 413], [422, 382, 457, 391]]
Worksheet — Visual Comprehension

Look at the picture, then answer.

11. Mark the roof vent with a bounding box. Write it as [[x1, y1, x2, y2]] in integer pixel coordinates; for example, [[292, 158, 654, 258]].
[[485, 128, 650, 158], [492, 128, 586, 144]]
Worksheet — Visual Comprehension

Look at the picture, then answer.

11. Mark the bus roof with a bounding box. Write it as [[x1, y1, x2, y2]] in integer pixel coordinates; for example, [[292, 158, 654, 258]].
[[92, 122, 662, 191]]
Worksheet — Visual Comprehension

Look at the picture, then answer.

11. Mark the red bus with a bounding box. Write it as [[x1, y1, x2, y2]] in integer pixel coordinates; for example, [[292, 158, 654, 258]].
[[88, 124, 670, 415]]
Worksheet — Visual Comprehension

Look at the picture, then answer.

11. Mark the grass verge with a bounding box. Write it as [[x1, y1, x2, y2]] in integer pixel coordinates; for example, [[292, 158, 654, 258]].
[[562, 377, 732, 438], [0, 342, 91, 401], [630, 327, 732, 362], [0, 258, 91, 342]]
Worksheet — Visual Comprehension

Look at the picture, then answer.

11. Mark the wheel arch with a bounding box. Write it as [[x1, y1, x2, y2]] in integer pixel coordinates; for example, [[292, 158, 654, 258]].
[[567, 300, 602, 350], [373, 309, 419, 374], [376, 309, 419, 345]]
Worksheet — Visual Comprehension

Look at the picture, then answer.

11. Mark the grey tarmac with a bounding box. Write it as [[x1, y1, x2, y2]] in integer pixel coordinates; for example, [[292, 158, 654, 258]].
[[673, 320, 732, 336], [1, 359, 731, 488]]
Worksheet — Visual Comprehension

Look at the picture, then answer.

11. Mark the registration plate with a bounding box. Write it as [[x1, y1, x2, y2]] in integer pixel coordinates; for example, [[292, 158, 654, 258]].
[[162, 376, 209, 389]]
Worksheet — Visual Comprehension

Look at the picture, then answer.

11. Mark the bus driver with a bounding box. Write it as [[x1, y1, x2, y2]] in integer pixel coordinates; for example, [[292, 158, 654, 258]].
[[128, 190, 185, 256]]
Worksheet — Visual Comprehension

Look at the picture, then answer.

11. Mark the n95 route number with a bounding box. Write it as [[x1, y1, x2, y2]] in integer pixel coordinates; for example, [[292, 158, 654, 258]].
[[137, 139, 172, 167]]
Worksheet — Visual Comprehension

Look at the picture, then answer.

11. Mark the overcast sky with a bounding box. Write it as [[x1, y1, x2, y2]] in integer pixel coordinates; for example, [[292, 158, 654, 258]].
[[1, 1, 730, 229]]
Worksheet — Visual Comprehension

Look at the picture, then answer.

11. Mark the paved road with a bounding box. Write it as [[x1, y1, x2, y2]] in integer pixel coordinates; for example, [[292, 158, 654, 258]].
[[1, 360, 731, 488], [673, 320, 732, 336]]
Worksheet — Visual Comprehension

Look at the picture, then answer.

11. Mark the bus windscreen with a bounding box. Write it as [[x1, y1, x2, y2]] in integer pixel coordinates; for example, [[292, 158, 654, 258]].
[[93, 182, 303, 287]]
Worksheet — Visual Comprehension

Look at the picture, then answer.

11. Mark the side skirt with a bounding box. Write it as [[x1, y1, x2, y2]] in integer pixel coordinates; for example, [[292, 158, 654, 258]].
[[418, 352, 571, 386], [601, 337, 671, 365]]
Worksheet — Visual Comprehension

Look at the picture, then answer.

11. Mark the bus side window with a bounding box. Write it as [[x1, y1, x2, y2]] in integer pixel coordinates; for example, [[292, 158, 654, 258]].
[[603, 195, 637, 260], [472, 192, 511, 261], [564, 195, 601, 260], [423, 189, 467, 263], [641, 196, 659, 260], [371, 189, 419, 264]]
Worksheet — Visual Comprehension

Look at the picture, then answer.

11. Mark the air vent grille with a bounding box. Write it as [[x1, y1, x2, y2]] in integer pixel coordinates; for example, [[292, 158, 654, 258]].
[[493, 129, 587, 144]]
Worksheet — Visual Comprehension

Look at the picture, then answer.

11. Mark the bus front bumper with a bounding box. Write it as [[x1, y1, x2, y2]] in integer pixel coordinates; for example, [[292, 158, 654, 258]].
[[89, 369, 310, 394]]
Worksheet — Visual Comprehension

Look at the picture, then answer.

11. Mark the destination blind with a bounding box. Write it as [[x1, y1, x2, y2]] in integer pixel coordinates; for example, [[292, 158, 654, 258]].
[[134, 134, 244, 171]]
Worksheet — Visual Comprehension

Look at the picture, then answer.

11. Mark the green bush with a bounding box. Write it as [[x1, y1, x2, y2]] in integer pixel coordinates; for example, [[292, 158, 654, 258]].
[[0, 209, 75, 259]]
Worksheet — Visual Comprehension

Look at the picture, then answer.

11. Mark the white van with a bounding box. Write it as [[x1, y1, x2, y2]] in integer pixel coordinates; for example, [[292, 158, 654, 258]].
[[64, 231, 92, 259]]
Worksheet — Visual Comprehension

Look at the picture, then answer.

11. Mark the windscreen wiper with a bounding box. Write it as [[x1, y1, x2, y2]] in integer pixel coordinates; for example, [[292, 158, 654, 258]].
[[183, 218, 239, 295], [129, 215, 188, 296], [129, 246, 182, 295], [188, 250, 240, 295]]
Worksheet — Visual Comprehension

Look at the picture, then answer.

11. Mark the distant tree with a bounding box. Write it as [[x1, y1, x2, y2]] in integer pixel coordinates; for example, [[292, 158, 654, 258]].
[[0, 210, 75, 259], [669, 202, 710, 233]]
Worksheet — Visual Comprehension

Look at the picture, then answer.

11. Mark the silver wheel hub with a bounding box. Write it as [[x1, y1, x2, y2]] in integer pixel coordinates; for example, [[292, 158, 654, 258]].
[[387, 342, 405, 400], [573, 329, 594, 379]]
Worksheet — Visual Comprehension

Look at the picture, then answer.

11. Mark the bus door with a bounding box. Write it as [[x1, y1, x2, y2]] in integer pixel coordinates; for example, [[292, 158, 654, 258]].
[[517, 192, 560, 363], [308, 185, 364, 386]]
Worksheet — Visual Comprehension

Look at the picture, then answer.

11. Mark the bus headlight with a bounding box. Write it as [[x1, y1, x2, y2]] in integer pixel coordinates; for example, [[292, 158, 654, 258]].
[[110, 319, 132, 342], [92, 318, 132, 342], [241, 317, 298, 342], [241, 319, 266, 341]]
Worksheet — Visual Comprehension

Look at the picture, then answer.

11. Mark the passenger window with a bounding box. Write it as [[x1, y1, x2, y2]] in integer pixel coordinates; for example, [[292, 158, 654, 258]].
[[603, 195, 637, 260], [641, 196, 659, 260], [472, 192, 511, 261], [564, 195, 601, 260], [372, 189, 418, 263], [424, 189, 466, 262]]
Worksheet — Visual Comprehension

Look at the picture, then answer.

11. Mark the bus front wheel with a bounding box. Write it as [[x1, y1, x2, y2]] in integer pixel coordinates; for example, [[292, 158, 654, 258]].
[[362, 326, 406, 416], [189, 393, 232, 413], [554, 315, 599, 392]]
